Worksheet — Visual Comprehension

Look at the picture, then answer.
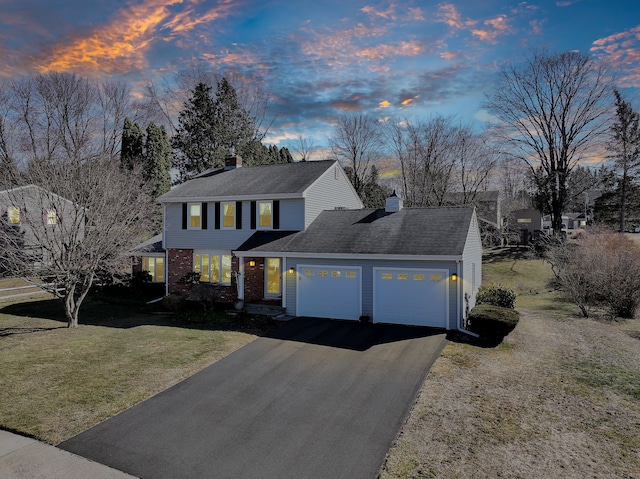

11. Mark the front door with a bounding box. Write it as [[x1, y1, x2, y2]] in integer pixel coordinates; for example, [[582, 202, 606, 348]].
[[265, 258, 281, 297]]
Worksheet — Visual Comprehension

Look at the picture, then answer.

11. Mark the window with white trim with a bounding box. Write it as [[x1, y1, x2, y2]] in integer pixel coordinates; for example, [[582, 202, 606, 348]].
[[222, 202, 235, 228], [194, 252, 232, 285], [8, 207, 19, 225], [188, 203, 201, 229], [47, 210, 57, 225], [258, 201, 272, 229], [142, 257, 164, 282]]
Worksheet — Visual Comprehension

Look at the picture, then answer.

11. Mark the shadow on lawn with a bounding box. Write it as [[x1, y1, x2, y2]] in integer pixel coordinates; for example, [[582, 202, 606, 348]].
[[0, 296, 279, 336], [483, 246, 533, 263]]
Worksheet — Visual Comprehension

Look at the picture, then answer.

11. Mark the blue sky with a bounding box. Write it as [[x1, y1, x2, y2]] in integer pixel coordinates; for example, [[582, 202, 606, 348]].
[[1, 0, 639, 152]]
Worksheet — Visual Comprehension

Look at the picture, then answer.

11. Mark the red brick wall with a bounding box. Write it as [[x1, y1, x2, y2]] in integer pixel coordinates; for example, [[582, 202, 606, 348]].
[[167, 248, 238, 303], [243, 257, 265, 303], [167, 248, 194, 295]]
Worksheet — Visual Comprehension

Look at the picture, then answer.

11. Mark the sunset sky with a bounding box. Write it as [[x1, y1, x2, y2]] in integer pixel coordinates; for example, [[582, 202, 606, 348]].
[[1, 0, 639, 151]]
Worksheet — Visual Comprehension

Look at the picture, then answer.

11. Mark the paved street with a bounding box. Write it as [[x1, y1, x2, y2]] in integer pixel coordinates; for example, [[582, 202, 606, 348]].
[[60, 317, 446, 479]]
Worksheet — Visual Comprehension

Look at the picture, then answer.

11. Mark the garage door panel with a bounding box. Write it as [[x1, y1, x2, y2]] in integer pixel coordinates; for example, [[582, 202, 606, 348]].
[[297, 265, 361, 320], [374, 268, 447, 327]]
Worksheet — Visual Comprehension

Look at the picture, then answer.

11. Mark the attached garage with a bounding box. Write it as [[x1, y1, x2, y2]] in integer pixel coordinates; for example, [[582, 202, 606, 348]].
[[373, 268, 448, 327], [296, 265, 361, 320]]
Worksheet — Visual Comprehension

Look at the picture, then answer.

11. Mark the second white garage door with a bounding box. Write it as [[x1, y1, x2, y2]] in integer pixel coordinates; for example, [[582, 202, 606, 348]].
[[373, 268, 448, 327], [297, 265, 361, 320]]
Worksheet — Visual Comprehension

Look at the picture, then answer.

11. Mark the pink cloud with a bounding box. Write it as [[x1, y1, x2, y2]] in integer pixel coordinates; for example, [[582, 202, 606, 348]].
[[435, 4, 477, 30], [591, 25, 640, 88], [471, 15, 513, 43]]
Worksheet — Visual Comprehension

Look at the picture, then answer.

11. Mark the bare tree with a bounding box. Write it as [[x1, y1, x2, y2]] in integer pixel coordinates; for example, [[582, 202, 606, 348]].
[[292, 135, 316, 162], [1, 159, 154, 327], [451, 126, 497, 203], [385, 116, 459, 206], [484, 50, 613, 234], [330, 113, 384, 197]]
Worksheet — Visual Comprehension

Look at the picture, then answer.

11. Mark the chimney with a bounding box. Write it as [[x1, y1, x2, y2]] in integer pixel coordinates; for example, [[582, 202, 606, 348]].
[[385, 190, 403, 213], [224, 153, 242, 170]]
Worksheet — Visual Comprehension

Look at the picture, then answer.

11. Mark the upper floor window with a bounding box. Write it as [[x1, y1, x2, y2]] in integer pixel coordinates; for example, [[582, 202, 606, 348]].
[[258, 201, 272, 229], [47, 210, 57, 225], [188, 203, 201, 229], [8, 207, 20, 225], [222, 202, 235, 229]]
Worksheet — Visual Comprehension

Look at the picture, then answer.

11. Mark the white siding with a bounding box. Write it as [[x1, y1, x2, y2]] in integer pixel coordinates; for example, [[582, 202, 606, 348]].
[[164, 199, 305, 250], [285, 257, 459, 329], [462, 210, 483, 321], [303, 164, 363, 228]]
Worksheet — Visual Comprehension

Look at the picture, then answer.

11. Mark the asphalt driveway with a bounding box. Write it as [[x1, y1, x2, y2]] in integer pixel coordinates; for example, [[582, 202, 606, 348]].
[[59, 317, 446, 479]]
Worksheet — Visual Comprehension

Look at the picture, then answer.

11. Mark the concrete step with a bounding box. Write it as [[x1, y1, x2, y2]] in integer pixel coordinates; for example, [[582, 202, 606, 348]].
[[245, 303, 286, 317]]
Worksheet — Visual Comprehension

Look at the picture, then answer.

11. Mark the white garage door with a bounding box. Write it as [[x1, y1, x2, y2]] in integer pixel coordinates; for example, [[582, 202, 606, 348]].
[[297, 265, 361, 320], [374, 268, 448, 327]]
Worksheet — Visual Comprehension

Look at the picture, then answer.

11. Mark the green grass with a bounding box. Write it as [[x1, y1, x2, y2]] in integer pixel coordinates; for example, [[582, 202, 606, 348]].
[[0, 296, 276, 444]]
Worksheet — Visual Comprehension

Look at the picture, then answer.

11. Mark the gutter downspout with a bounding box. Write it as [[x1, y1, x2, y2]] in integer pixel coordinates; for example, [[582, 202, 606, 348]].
[[163, 203, 169, 298], [455, 259, 479, 338]]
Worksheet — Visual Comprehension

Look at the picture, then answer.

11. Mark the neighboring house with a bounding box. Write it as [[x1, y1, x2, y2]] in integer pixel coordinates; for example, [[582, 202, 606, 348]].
[[0, 185, 79, 272], [507, 209, 544, 245], [150, 155, 482, 330]]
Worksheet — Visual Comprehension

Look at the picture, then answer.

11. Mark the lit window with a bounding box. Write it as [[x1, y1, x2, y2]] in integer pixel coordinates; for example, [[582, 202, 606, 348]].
[[381, 273, 392, 280], [413, 273, 425, 281], [304, 270, 314, 277], [142, 257, 164, 282], [332, 271, 341, 277], [47, 210, 57, 225], [398, 273, 408, 280], [346, 271, 356, 279], [258, 201, 272, 228], [318, 271, 328, 277], [222, 202, 235, 228], [430, 274, 442, 281], [8, 207, 19, 225], [189, 203, 201, 229], [193, 252, 231, 285]]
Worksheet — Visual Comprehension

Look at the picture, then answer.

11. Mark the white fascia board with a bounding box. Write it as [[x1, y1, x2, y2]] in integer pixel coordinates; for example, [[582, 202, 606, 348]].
[[231, 251, 463, 262], [159, 193, 303, 204]]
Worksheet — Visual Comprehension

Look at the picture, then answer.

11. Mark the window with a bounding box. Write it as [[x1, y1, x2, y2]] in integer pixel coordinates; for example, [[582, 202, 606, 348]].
[[194, 252, 231, 285], [381, 273, 392, 280], [258, 201, 272, 228], [304, 269, 314, 277], [188, 203, 201, 229], [398, 273, 408, 280], [332, 271, 342, 278], [413, 273, 425, 281], [8, 207, 19, 225], [346, 271, 357, 279], [430, 274, 442, 281], [142, 257, 164, 282], [222, 202, 235, 228], [318, 270, 328, 277], [47, 210, 57, 225]]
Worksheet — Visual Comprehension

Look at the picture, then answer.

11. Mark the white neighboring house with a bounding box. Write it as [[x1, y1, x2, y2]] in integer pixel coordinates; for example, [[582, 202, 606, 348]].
[[0, 185, 81, 274]]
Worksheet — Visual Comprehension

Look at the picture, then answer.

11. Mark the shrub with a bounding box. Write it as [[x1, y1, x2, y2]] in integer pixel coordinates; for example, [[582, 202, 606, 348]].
[[162, 294, 185, 312], [476, 284, 516, 309], [467, 304, 520, 341]]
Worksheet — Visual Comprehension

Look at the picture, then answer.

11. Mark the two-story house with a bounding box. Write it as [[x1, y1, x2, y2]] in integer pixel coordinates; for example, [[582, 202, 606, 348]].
[[154, 155, 482, 331]]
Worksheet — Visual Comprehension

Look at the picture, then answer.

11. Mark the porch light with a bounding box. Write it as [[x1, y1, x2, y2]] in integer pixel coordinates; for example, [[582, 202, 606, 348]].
[[288, 267, 295, 274], [249, 260, 255, 267], [451, 274, 458, 281]]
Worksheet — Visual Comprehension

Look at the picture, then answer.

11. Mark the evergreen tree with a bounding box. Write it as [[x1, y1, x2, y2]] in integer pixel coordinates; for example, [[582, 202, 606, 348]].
[[144, 122, 172, 198], [213, 77, 253, 154], [608, 89, 640, 232], [120, 118, 144, 170]]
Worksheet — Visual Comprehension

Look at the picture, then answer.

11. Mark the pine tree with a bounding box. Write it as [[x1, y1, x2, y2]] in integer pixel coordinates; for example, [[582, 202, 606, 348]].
[[144, 122, 172, 198], [120, 118, 144, 170], [609, 89, 640, 232]]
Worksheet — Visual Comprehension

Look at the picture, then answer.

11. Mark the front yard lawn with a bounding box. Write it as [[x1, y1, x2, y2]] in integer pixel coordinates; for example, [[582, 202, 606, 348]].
[[0, 296, 275, 444], [381, 247, 640, 479]]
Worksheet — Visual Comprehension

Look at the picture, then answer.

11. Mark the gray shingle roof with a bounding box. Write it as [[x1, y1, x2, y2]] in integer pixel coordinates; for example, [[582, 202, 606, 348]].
[[236, 206, 475, 256], [159, 160, 337, 201], [129, 234, 164, 255]]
